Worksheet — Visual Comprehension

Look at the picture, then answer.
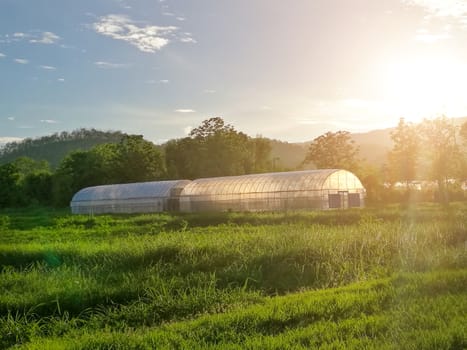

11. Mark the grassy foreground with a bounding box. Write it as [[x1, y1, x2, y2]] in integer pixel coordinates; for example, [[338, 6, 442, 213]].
[[0, 204, 466, 349]]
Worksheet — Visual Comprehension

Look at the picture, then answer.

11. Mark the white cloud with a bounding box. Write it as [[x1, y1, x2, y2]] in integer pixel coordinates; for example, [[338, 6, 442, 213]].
[[93, 14, 177, 53], [145, 79, 169, 84], [57, 78, 65, 82], [0, 53, 6, 58], [30, 31, 60, 44], [176, 17, 186, 21], [414, 31, 451, 42], [403, 0, 467, 18], [40, 119, 59, 124], [175, 109, 196, 113], [180, 37, 197, 43], [94, 61, 130, 69], [0, 137, 23, 146], [183, 126, 192, 135], [7, 117, 15, 121], [13, 32, 27, 38], [39, 65, 56, 70], [14, 58, 29, 64]]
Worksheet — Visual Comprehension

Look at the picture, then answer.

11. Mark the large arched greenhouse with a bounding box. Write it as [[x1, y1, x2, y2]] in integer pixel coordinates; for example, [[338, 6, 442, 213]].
[[179, 169, 365, 212], [70, 169, 365, 214], [70, 180, 190, 214]]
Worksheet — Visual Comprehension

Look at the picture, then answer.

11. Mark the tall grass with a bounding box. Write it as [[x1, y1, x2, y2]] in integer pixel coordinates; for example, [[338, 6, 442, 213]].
[[0, 203, 466, 348]]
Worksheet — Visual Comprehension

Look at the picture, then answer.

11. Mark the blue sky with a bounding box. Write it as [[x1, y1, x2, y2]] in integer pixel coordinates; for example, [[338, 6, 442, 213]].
[[1, 0, 467, 144]]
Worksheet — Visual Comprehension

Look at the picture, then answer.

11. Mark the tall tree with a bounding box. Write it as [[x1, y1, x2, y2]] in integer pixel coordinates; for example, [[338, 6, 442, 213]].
[[387, 118, 420, 187], [303, 131, 360, 172], [165, 117, 272, 179], [0, 163, 21, 207], [420, 116, 461, 203], [113, 135, 166, 183]]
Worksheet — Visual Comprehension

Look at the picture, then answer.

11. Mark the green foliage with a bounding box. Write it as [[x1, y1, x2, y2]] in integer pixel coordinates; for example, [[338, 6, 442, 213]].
[[420, 116, 463, 203], [0, 205, 466, 348], [51, 135, 166, 206], [304, 131, 361, 172], [387, 118, 420, 185], [0, 163, 22, 208], [113, 135, 166, 182], [165, 117, 272, 179]]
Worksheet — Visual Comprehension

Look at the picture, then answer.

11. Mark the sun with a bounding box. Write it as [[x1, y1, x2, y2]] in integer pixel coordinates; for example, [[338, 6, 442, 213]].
[[380, 54, 467, 122]]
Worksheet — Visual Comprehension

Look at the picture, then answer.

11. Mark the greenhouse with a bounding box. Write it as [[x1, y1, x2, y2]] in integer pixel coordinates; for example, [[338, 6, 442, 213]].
[[70, 180, 190, 214], [179, 169, 365, 212]]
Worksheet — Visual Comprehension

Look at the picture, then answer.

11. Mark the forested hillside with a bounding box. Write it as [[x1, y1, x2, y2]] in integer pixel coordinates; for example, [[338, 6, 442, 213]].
[[0, 129, 127, 168]]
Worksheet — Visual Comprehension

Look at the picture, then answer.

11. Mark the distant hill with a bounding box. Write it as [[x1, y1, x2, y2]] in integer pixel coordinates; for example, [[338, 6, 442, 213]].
[[0, 129, 127, 168], [271, 116, 467, 170]]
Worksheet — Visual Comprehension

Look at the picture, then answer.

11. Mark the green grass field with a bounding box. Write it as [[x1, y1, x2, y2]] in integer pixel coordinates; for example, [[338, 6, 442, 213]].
[[1, 204, 466, 349]]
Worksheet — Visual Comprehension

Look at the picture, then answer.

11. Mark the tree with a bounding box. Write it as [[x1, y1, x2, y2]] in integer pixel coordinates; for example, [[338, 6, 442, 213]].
[[420, 116, 461, 203], [113, 135, 166, 183], [165, 117, 272, 179], [0, 163, 22, 208], [52, 150, 104, 206], [52, 135, 167, 206], [303, 131, 360, 172], [387, 118, 420, 188]]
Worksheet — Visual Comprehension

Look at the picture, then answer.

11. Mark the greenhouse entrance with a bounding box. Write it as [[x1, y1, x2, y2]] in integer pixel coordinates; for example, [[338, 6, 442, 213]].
[[328, 191, 361, 209]]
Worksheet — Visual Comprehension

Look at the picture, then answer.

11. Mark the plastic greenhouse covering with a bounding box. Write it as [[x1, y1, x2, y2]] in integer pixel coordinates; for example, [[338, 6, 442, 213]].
[[70, 169, 365, 214], [179, 169, 365, 212], [71, 180, 190, 214]]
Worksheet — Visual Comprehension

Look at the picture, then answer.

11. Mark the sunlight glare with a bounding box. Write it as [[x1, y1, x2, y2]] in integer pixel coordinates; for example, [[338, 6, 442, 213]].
[[381, 54, 467, 122]]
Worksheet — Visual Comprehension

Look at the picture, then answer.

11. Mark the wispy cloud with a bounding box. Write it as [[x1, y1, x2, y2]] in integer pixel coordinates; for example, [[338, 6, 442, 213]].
[[29, 31, 60, 44], [93, 14, 177, 53], [13, 32, 27, 38], [39, 65, 56, 70], [175, 109, 196, 113], [403, 0, 467, 18], [57, 78, 65, 82], [2, 31, 60, 45], [180, 37, 197, 43], [180, 32, 197, 43], [94, 61, 130, 69], [414, 29, 451, 42], [7, 117, 15, 121], [0, 53, 5, 58], [14, 58, 29, 64], [145, 79, 170, 84], [40, 119, 59, 124]]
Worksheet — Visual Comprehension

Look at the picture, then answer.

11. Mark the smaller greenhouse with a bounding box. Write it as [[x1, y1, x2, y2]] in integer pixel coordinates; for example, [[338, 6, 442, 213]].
[[179, 169, 365, 212], [70, 180, 190, 214]]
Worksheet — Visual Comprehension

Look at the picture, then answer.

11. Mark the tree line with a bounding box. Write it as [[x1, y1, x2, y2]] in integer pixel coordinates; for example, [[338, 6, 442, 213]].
[[0, 116, 466, 209], [304, 116, 467, 203]]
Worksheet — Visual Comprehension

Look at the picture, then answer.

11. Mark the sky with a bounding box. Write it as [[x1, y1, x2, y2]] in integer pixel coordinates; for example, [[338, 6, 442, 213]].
[[1, 0, 467, 145]]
